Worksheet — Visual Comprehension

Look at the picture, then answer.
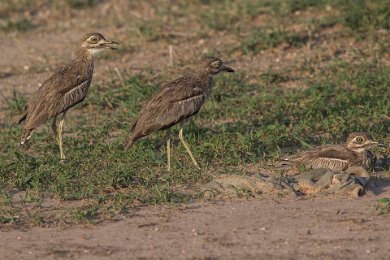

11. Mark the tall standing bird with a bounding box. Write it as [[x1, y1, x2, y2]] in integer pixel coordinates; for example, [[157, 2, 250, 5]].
[[281, 132, 384, 172], [124, 57, 234, 171], [18, 33, 119, 160]]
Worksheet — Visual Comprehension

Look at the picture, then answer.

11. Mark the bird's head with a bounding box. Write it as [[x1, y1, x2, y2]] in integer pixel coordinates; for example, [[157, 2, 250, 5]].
[[197, 57, 235, 75], [79, 33, 119, 56], [346, 132, 384, 152]]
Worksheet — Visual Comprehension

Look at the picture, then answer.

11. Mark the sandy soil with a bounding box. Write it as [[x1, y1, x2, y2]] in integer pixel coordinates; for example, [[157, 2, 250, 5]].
[[1, 186, 389, 259]]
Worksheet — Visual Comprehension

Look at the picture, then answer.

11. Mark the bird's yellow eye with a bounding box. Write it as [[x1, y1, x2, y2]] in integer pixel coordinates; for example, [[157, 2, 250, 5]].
[[89, 36, 98, 44], [211, 61, 222, 69], [356, 137, 364, 143]]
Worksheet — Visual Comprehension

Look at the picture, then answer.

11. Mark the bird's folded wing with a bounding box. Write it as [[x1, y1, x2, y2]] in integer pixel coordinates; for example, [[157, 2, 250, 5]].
[[287, 145, 350, 161], [315, 147, 354, 161], [24, 78, 90, 130], [287, 146, 352, 170], [48, 64, 90, 94], [133, 80, 206, 133], [154, 77, 204, 102], [57, 79, 91, 114]]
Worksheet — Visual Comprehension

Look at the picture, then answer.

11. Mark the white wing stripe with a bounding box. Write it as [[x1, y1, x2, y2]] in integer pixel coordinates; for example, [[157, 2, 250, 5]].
[[317, 157, 348, 163]]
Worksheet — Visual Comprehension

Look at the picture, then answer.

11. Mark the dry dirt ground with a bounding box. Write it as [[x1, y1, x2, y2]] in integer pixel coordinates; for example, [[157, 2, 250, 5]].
[[1, 1, 390, 259], [1, 187, 390, 259]]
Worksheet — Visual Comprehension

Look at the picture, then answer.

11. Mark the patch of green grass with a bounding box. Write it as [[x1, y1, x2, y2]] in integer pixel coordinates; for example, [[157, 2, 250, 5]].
[[199, 2, 241, 32], [197, 0, 278, 32], [286, 0, 330, 12], [1, 61, 389, 228], [70, 204, 100, 224], [0, 215, 17, 224], [1, 89, 27, 115], [64, 0, 102, 8], [138, 21, 164, 42], [239, 28, 307, 54], [0, 18, 35, 32], [376, 198, 390, 215], [343, 0, 390, 31]]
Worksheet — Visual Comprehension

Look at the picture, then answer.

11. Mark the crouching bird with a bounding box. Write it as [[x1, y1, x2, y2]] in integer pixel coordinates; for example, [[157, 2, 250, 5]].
[[124, 57, 235, 171], [280, 132, 385, 172], [18, 33, 119, 160]]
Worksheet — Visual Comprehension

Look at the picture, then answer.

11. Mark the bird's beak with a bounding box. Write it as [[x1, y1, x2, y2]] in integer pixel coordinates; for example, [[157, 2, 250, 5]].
[[102, 40, 120, 50], [369, 141, 386, 147], [221, 65, 235, 72]]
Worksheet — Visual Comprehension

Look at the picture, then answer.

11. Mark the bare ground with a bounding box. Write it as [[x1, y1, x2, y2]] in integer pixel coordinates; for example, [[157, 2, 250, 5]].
[[1, 184, 389, 259]]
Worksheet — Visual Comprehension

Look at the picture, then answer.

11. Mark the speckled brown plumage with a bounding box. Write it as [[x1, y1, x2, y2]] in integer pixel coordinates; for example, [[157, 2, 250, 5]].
[[19, 49, 94, 140], [18, 33, 118, 159], [124, 57, 234, 170], [283, 132, 380, 172], [125, 57, 234, 149]]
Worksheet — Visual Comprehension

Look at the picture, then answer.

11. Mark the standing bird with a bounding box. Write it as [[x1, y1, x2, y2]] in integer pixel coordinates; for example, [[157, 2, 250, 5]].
[[281, 132, 384, 172], [18, 33, 119, 160], [124, 57, 234, 171]]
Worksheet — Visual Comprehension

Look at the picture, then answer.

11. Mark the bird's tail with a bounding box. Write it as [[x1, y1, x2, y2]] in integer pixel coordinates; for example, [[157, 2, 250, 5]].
[[124, 138, 134, 151], [18, 111, 28, 125], [20, 128, 33, 145], [124, 132, 145, 151]]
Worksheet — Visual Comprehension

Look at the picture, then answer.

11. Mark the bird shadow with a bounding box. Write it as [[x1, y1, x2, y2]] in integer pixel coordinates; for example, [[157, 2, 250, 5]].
[[365, 174, 390, 196]]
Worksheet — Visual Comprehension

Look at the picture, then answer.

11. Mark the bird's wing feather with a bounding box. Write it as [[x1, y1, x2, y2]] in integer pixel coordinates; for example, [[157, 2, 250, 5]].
[[132, 77, 205, 137], [23, 61, 92, 130], [57, 79, 91, 115], [307, 157, 349, 171], [286, 145, 353, 170]]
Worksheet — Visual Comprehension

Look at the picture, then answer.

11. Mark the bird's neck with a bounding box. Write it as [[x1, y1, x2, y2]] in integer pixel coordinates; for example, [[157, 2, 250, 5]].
[[74, 47, 97, 62], [347, 146, 367, 154], [190, 70, 213, 84], [70, 48, 95, 79]]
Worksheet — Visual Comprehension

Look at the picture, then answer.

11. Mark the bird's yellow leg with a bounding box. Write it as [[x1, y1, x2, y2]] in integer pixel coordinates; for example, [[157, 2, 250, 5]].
[[167, 139, 171, 172], [178, 128, 200, 169], [164, 129, 172, 172], [52, 116, 63, 159], [57, 112, 67, 160]]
